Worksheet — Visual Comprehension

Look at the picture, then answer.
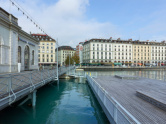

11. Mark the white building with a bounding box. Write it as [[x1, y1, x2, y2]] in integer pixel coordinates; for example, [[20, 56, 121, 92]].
[[0, 7, 39, 73], [112, 38, 132, 64], [83, 38, 113, 63], [76, 42, 83, 64], [151, 41, 166, 66], [83, 38, 132, 65], [56, 46, 75, 66]]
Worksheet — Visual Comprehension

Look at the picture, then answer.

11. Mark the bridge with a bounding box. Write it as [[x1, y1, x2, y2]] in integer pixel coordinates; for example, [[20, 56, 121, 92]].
[[0, 66, 74, 111]]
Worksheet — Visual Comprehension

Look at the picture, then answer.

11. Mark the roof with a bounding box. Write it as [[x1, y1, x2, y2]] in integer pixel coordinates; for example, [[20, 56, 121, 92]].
[[56, 46, 75, 51], [31, 33, 55, 41], [83, 38, 166, 46]]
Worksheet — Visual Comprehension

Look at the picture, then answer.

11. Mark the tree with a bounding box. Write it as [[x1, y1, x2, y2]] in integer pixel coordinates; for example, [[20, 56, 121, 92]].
[[65, 56, 69, 65], [65, 53, 80, 65], [72, 53, 80, 64], [65, 55, 74, 65]]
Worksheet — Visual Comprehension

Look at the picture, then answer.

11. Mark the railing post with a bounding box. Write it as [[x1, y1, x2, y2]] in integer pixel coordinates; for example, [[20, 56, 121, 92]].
[[30, 73, 32, 92], [41, 70, 45, 85], [29, 72, 35, 92], [48, 70, 51, 80], [113, 104, 118, 123], [8, 74, 12, 102]]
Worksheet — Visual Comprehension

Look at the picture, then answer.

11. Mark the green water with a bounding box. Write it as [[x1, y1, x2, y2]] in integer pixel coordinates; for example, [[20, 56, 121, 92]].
[[0, 78, 109, 124]]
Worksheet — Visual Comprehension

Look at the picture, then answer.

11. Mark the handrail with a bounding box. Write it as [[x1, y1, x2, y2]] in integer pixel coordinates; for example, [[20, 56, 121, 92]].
[[0, 66, 74, 107]]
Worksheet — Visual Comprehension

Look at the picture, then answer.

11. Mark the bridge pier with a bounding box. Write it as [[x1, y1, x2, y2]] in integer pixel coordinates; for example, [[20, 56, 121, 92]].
[[31, 90, 37, 107], [18, 90, 37, 107]]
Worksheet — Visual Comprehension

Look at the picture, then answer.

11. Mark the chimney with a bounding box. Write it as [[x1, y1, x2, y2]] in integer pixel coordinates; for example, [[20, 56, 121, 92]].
[[110, 37, 112, 41], [117, 38, 120, 41], [128, 38, 132, 41]]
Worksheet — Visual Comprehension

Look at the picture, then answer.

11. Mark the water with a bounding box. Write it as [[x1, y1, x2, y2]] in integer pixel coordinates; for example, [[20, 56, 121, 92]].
[[84, 70, 166, 81], [0, 78, 109, 124]]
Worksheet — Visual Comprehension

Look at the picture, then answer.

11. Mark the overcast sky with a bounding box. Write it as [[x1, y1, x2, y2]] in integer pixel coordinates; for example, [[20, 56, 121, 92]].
[[1, 0, 166, 47]]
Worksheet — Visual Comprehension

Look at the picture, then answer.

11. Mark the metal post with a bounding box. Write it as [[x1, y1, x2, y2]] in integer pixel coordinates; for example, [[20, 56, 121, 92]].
[[8, 74, 12, 102], [31, 90, 37, 107], [56, 40, 59, 82], [113, 105, 118, 123], [69, 55, 70, 75]]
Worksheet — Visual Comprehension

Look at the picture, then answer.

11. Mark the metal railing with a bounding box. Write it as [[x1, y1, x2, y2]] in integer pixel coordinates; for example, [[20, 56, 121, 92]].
[[86, 74, 140, 124], [0, 66, 75, 107]]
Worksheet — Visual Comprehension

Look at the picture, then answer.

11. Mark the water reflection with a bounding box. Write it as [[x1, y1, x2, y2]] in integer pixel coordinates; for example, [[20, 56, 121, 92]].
[[75, 70, 166, 81], [46, 78, 109, 124], [0, 78, 109, 124]]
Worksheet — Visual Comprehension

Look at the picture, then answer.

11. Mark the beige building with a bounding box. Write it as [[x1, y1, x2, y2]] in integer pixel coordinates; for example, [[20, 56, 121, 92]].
[[56, 46, 75, 66], [132, 41, 151, 66], [31, 34, 56, 67]]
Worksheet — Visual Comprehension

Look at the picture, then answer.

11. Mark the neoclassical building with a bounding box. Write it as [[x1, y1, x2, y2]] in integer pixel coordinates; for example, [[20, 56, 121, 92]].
[[76, 42, 83, 64], [56, 46, 75, 66], [31, 34, 56, 67], [83, 38, 166, 66], [0, 7, 39, 73]]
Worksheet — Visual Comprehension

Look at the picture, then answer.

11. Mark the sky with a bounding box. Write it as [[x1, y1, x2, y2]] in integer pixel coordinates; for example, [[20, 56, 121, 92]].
[[1, 0, 166, 47]]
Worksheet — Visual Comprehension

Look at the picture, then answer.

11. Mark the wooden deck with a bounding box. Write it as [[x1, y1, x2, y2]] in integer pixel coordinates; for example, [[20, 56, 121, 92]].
[[93, 75, 166, 124]]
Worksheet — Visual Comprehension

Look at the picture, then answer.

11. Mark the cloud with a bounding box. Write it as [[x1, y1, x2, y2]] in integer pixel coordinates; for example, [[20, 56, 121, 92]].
[[0, 0, 118, 47]]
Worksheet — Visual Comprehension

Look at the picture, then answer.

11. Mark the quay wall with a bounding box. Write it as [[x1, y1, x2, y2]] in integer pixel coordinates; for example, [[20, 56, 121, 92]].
[[78, 67, 166, 71]]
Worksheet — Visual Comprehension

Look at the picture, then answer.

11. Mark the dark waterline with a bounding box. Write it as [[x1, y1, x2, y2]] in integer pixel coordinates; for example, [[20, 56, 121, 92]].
[[0, 78, 109, 124]]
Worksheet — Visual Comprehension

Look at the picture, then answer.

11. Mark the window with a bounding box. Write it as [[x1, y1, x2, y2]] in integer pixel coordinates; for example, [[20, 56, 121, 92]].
[[18, 46, 21, 63], [31, 50, 34, 65]]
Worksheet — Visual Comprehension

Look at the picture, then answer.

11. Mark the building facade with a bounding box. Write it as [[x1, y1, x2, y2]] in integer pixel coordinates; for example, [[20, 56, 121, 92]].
[[151, 41, 166, 66], [31, 34, 56, 67], [0, 7, 39, 73], [83, 38, 166, 66], [76, 42, 83, 64], [56, 46, 75, 66], [132, 41, 151, 66]]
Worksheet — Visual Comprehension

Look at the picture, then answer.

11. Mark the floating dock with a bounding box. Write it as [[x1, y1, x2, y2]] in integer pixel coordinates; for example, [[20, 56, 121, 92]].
[[86, 75, 166, 124]]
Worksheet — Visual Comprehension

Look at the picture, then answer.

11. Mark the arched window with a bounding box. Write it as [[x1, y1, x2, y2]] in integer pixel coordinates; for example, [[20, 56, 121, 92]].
[[18, 46, 21, 63], [24, 45, 30, 70], [32, 50, 34, 65]]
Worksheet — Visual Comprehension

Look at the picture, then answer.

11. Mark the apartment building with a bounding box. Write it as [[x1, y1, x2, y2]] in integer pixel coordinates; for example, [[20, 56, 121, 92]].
[[76, 42, 83, 64], [83, 38, 166, 66], [31, 34, 56, 67], [56, 46, 75, 66], [151, 41, 166, 65], [112, 38, 132, 64], [83, 38, 113, 63], [132, 40, 151, 65], [83, 38, 132, 64]]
